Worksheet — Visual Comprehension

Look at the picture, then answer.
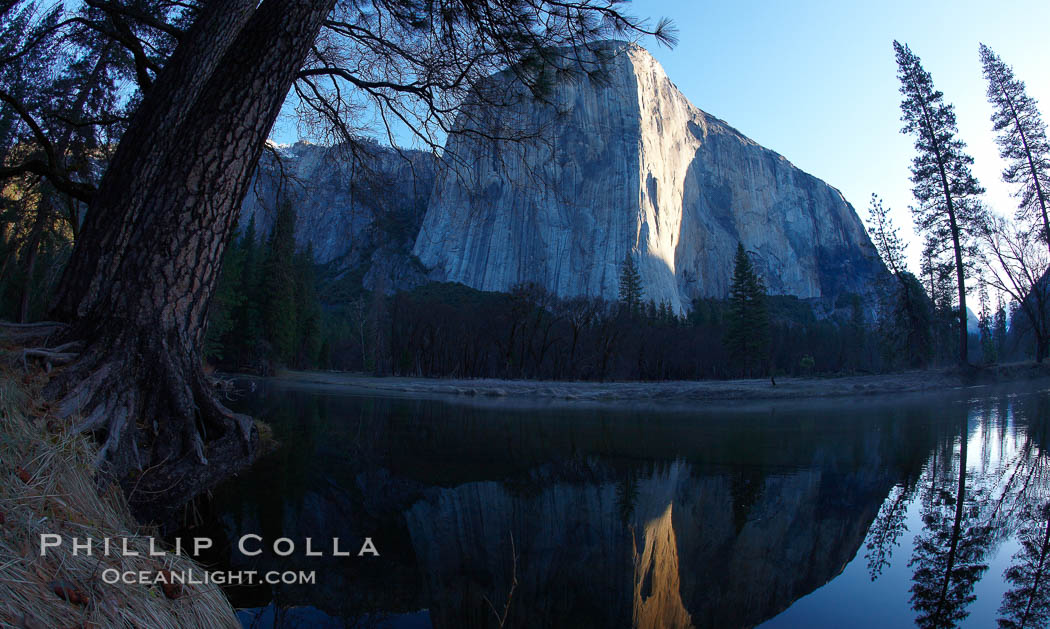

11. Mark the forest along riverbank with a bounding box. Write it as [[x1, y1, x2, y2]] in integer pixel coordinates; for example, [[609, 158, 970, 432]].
[[268, 362, 1050, 403]]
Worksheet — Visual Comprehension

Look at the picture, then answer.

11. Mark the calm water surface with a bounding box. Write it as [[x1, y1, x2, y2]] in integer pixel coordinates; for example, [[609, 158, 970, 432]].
[[197, 378, 1050, 629]]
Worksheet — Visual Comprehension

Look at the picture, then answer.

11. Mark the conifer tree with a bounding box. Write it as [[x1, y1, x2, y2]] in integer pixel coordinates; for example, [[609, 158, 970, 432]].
[[261, 201, 298, 364], [978, 280, 995, 363], [980, 44, 1050, 253], [233, 215, 263, 364], [867, 193, 933, 367], [994, 295, 1008, 359], [203, 226, 245, 362], [726, 243, 769, 374], [293, 243, 323, 367], [867, 193, 908, 276], [618, 249, 644, 315], [895, 41, 985, 366], [2, 0, 672, 517]]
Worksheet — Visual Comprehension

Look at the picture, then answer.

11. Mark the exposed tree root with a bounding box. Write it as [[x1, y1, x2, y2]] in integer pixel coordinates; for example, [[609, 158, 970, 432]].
[[21, 348, 78, 372], [0, 320, 68, 346], [0, 320, 68, 328], [42, 331, 258, 527]]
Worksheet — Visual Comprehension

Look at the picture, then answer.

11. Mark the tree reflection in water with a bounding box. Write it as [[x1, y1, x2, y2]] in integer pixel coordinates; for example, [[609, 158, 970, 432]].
[[999, 504, 1050, 629], [909, 415, 991, 628], [858, 393, 1050, 629], [201, 381, 1050, 629]]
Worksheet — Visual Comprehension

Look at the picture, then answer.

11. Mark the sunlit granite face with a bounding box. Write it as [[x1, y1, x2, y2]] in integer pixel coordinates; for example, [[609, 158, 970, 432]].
[[413, 42, 886, 313]]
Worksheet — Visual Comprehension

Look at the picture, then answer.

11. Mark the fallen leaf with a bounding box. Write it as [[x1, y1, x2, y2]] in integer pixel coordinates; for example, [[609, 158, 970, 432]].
[[158, 569, 182, 599], [49, 580, 86, 606], [17, 467, 30, 483]]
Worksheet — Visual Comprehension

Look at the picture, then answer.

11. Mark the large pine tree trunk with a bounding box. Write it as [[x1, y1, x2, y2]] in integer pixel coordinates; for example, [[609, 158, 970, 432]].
[[47, 0, 336, 525], [52, 0, 257, 321], [948, 213, 969, 366]]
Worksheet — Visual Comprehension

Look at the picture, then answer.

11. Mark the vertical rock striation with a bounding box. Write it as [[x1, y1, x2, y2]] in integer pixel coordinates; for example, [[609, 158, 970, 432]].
[[240, 140, 436, 290], [414, 42, 884, 313]]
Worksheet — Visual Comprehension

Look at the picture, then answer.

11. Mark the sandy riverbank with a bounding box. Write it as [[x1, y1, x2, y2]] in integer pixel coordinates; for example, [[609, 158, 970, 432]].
[[271, 362, 1050, 404]]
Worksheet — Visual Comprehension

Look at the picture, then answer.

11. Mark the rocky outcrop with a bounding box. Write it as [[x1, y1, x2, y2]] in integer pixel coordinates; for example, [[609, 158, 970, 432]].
[[240, 140, 436, 291], [414, 42, 885, 313]]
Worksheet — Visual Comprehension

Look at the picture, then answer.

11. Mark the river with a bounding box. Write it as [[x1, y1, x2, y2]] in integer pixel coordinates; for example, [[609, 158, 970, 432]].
[[191, 378, 1050, 629]]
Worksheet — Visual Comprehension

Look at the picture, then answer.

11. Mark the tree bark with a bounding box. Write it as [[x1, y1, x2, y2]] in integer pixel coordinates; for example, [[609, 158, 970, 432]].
[[52, 0, 257, 321], [909, 63, 971, 366], [16, 197, 49, 322], [47, 0, 337, 525], [932, 418, 969, 625], [948, 210, 969, 366]]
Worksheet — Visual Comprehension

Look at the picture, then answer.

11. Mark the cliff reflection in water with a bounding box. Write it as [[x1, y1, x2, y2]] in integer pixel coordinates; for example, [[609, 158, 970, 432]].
[[203, 381, 1050, 629]]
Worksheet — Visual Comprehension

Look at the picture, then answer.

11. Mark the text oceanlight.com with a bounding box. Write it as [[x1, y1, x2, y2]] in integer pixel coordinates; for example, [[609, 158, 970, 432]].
[[102, 569, 317, 586]]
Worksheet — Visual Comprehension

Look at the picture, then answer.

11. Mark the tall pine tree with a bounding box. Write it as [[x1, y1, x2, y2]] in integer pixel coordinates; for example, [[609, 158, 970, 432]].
[[293, 243, 323, 367], [980, 44, 1050, 253], [726, 243, 770, 375], [895, 41, 985, 366], [232, 215, 264, 365], [261, 201, 298, 365], [867, 193, 933, 367], [618, 249, 644, 315]]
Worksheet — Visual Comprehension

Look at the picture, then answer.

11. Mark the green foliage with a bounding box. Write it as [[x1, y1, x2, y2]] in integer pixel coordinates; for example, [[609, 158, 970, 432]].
[[878, 271, 935, 369], [261, 201, 299, 364], [725, 243, 770, 374], [978, 281, 996, 364], [994, 297, 1008, 359], [293, 244, 323, 366], [205, 205, 327, 371], [203, 232, 245, 361], [618, 250, 644, 314], [895, 40, 985, 365], [866, 194, 935, 368], [980, 44, 1050, 248], [867, 193, 907, 276]]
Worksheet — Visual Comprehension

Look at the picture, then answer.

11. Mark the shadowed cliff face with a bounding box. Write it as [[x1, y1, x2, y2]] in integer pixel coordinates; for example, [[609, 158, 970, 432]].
[[414, 41, 885, 313], [240, 140, 436, 290]]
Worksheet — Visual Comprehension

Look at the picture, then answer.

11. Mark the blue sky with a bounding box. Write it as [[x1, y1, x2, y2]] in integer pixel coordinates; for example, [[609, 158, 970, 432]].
[[629, 0, 1050, 271], [272, 0, 1050, 275]]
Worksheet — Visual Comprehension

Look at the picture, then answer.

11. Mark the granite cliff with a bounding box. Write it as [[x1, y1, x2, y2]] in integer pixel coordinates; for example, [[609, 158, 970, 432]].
[[239, 140, 436, 291], [413, 41, 885, 313]]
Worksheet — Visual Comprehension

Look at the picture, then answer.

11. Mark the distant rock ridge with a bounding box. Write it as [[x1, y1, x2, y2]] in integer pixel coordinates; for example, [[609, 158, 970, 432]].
[[412, 41, 886, 312]]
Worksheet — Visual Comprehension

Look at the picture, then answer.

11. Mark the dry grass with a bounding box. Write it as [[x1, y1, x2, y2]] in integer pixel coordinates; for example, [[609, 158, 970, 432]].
[[0, 364, 240, 629]]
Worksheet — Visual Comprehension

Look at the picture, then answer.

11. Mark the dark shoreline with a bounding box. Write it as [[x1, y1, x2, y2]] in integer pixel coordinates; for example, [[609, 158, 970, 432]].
[[254, 362, 1050, 405]]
